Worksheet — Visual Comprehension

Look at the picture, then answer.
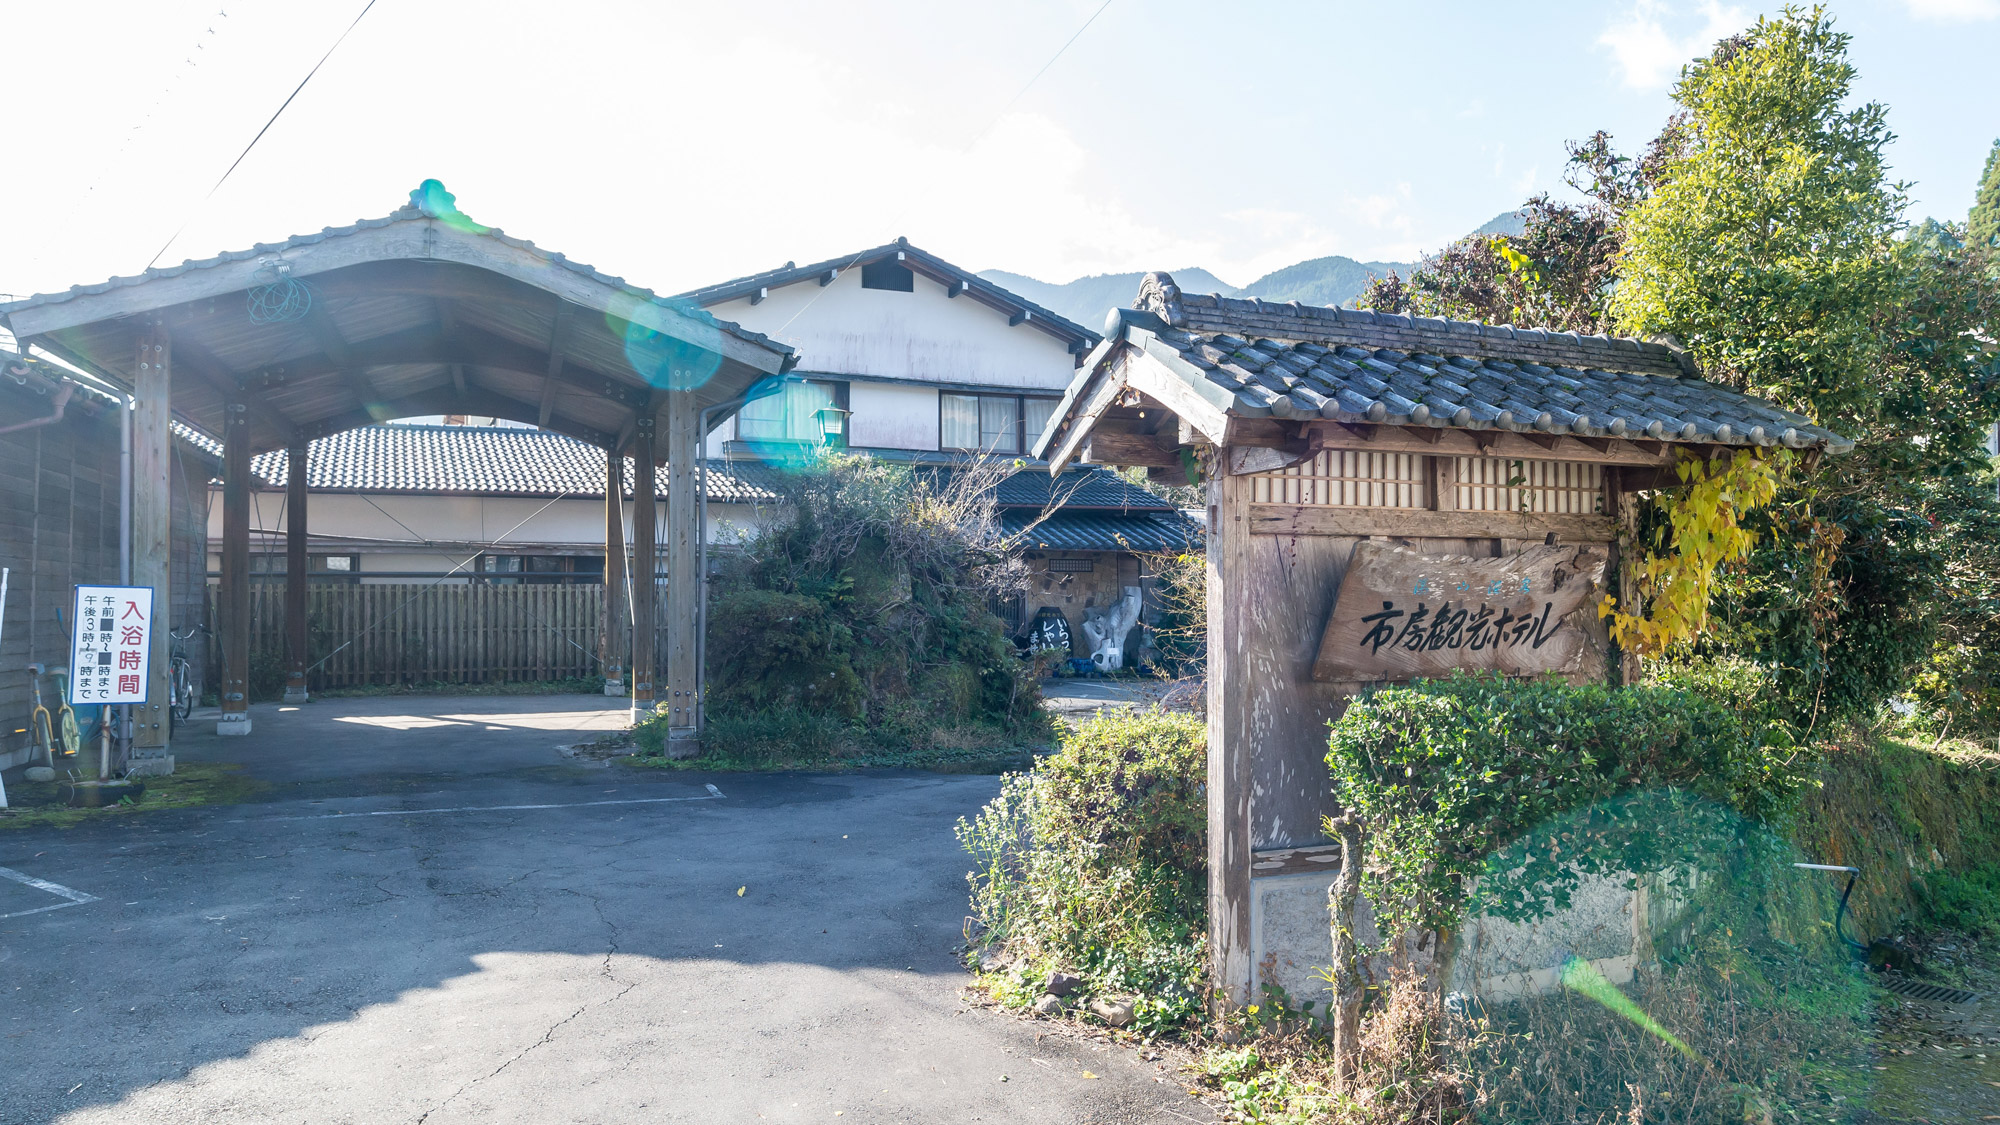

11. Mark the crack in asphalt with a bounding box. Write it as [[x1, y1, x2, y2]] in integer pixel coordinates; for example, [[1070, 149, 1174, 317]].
[[409, 888, 636, 1125]]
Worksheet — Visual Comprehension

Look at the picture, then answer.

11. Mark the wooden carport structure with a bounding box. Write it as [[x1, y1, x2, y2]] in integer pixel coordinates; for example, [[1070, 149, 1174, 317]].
[[0, 181, 795, 764]]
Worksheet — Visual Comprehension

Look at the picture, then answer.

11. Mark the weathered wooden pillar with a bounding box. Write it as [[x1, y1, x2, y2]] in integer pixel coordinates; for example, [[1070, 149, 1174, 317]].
[[1206, 458, 1254, 1010], [130, 320, 174, 771], [600, 448, 628, 696], [283, 440, 310, 703], [629, 416, 657, 724], [662, 393, 701, 756], [218, 401, 253, 735]]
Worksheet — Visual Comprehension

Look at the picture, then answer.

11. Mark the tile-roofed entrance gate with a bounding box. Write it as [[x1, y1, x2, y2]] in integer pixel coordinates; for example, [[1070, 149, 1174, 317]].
[[0, 181, 795, 766], [1033, 271, 1853, 1013]]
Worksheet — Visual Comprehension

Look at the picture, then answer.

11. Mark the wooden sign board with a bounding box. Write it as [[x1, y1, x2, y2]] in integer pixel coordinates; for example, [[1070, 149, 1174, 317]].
[[1312, 542, 1609, 683]]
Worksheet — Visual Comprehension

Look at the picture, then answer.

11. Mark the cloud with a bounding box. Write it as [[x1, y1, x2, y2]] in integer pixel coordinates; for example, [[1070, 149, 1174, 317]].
[[1903, 0, 2000, 19], [1596, 0, 1747, 90]]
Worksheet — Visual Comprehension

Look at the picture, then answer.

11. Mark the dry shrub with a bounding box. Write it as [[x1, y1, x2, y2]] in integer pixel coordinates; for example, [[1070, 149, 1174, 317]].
[[1346, 971, 1472, 1125]]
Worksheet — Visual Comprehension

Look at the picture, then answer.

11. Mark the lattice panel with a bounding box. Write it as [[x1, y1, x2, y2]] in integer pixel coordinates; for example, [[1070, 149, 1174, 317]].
[[1251, 450, 1426, 508], [1455, 458, 1603, 514]]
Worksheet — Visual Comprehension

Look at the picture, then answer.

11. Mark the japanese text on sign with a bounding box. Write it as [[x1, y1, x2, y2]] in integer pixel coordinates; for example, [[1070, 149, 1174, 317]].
[[1312, 543, 1607, 683], [68, 585, 153, 705]]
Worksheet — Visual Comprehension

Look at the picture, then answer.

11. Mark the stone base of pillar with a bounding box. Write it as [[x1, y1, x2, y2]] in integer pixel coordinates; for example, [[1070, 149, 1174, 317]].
[[602, 675, 625, 698], [216, 714, 253, 737], [282, 685, 310, 704], [126, 754, 176, 778], [664, 734, 702, 760]]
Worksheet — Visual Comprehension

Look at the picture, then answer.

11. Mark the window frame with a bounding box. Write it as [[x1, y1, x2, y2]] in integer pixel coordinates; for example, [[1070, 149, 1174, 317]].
[[938, 392, 1064, 455]]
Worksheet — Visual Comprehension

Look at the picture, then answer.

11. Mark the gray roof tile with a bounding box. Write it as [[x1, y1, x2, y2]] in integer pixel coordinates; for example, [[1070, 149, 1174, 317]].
[[1123, 272, 1852, 453]]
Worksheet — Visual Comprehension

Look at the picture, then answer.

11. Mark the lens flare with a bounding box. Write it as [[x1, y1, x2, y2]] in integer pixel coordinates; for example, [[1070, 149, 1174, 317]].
[[608, 294, 723, 394], [1558, 956, 1699, 1061]]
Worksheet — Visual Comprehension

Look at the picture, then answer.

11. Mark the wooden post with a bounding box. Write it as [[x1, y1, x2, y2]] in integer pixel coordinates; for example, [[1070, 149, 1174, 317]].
[[218, 401, 253, 735], [1206, 458, 1254, 1010], [601, 448, 628, 697], [131, 321, 175, 770], [663, 392, 701, 756], [284, 441, 310, 702], [629, 415, 658, 724]]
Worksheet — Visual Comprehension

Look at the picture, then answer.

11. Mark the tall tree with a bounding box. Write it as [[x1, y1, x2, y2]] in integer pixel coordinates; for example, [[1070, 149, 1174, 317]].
[[1608, 7, 1904, 427], [1972, 138, 2000, 251]]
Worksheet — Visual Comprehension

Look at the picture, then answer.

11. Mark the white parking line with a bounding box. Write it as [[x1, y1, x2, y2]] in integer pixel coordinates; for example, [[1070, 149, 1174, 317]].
[[256, 783, 727, 821], [0, 865, 101, 921]]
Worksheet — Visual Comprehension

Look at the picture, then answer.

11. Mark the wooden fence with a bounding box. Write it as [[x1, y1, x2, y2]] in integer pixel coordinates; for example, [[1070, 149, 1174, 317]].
[[240, 583, 610, 689]]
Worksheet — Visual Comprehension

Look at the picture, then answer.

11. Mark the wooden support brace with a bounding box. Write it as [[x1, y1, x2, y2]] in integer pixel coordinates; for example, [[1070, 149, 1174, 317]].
[[662, 394, 701, 756], [131, 321, 175, 766], [284, 441, 310, 703], [629, 416, 658, 723], [600, 449, 628, 697], [218, 400, 253, 736]]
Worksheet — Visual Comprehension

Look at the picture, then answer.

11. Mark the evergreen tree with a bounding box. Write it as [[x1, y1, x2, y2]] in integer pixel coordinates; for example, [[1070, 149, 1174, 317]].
[[1972, 138, 2000, 250]]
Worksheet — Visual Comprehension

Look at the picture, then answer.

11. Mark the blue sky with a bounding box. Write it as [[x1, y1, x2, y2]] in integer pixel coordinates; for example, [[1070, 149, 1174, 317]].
[[1, 0, 1993, 302]]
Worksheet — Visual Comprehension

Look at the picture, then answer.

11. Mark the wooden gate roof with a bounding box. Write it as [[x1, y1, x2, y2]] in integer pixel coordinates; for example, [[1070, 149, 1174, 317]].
[[0, 181, 797, 455]]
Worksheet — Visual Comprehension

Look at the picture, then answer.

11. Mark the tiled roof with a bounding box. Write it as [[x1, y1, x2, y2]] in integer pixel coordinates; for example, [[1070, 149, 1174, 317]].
[[992, 465, 1175, 511], [0, 181, 791, 364], [675, 238, 1100, 351], [244, 424, 783, 503], [1102, 272, 1851, 453], [1004, 510, 1201, 553]]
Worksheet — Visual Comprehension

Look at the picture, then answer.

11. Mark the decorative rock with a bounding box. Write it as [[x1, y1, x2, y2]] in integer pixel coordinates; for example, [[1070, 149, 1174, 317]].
[[25, 766, 55, 782], [1088, 996, 1136, 1028], [1032, 994, 1063, 1017], [1045, 970, 1083, 997]]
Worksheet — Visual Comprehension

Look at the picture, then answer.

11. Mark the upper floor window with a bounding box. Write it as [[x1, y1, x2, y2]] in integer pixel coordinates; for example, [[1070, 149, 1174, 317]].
[[941, 393, 1063, 455], [860, 260, 914, 292], [738, 379, 849, 447]]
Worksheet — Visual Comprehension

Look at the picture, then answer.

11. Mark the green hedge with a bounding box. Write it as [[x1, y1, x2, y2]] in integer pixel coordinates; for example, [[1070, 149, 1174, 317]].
[[1326, 673, 1812, 938]]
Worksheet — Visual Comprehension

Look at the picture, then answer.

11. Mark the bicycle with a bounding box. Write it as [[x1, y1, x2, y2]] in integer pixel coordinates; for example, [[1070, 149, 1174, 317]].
[[167, 623, 208, 731], [25, 663, 81, 766]]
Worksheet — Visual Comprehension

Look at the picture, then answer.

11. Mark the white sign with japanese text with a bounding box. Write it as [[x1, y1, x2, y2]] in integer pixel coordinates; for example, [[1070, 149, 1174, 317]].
[[68, 585, 153, 705]]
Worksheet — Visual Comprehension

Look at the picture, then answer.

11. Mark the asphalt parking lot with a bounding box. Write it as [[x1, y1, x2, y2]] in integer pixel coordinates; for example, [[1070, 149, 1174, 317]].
[[0, 695, 1210, 1124]]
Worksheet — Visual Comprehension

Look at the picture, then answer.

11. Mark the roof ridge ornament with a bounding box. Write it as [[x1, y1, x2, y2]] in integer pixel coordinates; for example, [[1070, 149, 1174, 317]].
[[408, 179, 489, 234], [1135, 271, 1185, 328]]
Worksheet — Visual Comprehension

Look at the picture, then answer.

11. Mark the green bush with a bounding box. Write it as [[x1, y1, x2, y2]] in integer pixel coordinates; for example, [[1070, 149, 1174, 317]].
[[1327, 674, 1813, 940], [959, 709, 1207, 1034], [1920, 861, 2000, 935]]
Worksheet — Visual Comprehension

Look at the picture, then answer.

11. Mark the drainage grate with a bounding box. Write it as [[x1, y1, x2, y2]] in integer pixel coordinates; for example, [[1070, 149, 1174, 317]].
[[1880, 976, 1979, 1005]]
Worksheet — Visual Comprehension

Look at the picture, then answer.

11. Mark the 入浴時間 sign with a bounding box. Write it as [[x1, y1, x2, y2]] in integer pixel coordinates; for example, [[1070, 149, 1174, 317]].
[[68, 585, 153, 704]]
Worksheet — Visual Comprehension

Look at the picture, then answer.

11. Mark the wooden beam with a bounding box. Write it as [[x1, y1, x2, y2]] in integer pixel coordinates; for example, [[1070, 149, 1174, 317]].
[[283, 441, 310, 703], [1008, 311, 1030, 327], [168, 337, 299, 443], [1207, 465, 1255, 1011], [1082, 430, 1181, 469], [947, 280, 970, 298], [1245, 503, 1616, 542], [818, 269, 838, 287], [131, 321, 174, 762], [749, 287, 768, 306], [1301, 422, 1675, 467], [1223, 417, 1299, 449], [274, 322, 650, 410], [434, 299, 468, 398], [1046, 370, 1128, 472], [302, 303, 384, 418], [629, 415, 658, 722], [601, 450, 629, 695], [537, 300, 575, 428], [218, 400, 253, 735], [662, 393, 701, 755]]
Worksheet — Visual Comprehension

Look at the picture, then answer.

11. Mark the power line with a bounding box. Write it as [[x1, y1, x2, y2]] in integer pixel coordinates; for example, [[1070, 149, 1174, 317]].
[[146, 0, 380, 271]]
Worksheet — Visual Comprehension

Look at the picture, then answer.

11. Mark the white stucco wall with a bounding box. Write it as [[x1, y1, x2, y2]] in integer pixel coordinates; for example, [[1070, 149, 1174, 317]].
[[849, 381, 941, 451], [706, 266, 1080, 391], [207, 491, 775, 571]]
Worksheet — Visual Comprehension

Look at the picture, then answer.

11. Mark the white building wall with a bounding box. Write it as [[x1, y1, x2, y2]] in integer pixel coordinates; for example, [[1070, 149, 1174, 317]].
[[849, 381, 941, 451], [705, 266, 1079, 392], [207, 491, 774, 573]]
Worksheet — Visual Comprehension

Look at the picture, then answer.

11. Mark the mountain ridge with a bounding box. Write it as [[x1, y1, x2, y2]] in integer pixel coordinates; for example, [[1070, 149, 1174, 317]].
[[981, 210, 1527, 330]]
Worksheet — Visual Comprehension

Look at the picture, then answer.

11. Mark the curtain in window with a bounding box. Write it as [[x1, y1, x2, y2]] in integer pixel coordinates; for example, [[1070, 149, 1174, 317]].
[[979, 396, 1019, 453], [739, 381, 835, 442], [941, 393, 980, 450], [1022, 398, 1059, 453]]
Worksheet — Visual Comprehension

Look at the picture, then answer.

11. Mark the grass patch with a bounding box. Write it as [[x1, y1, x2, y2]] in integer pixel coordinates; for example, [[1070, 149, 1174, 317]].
[[0, 761, 266, 830]]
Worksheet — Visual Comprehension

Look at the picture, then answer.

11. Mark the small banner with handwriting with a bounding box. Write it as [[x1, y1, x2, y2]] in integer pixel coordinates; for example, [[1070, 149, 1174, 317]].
[[1312, 542, 1608, 683]]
